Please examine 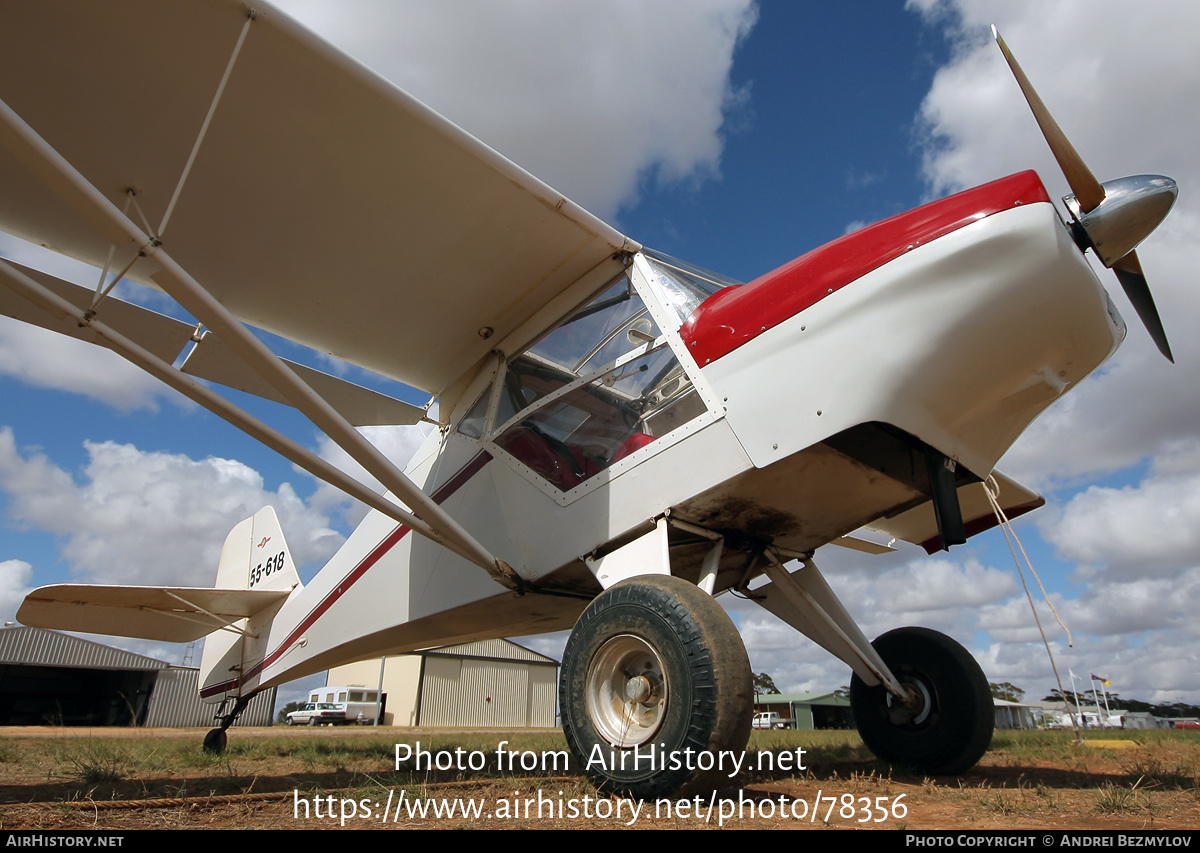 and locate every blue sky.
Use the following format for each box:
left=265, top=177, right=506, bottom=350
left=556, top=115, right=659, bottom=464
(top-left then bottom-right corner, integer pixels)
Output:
left=2, top=0, right=1198, bottom=710
left=624, top=3, right=950, bottom=274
